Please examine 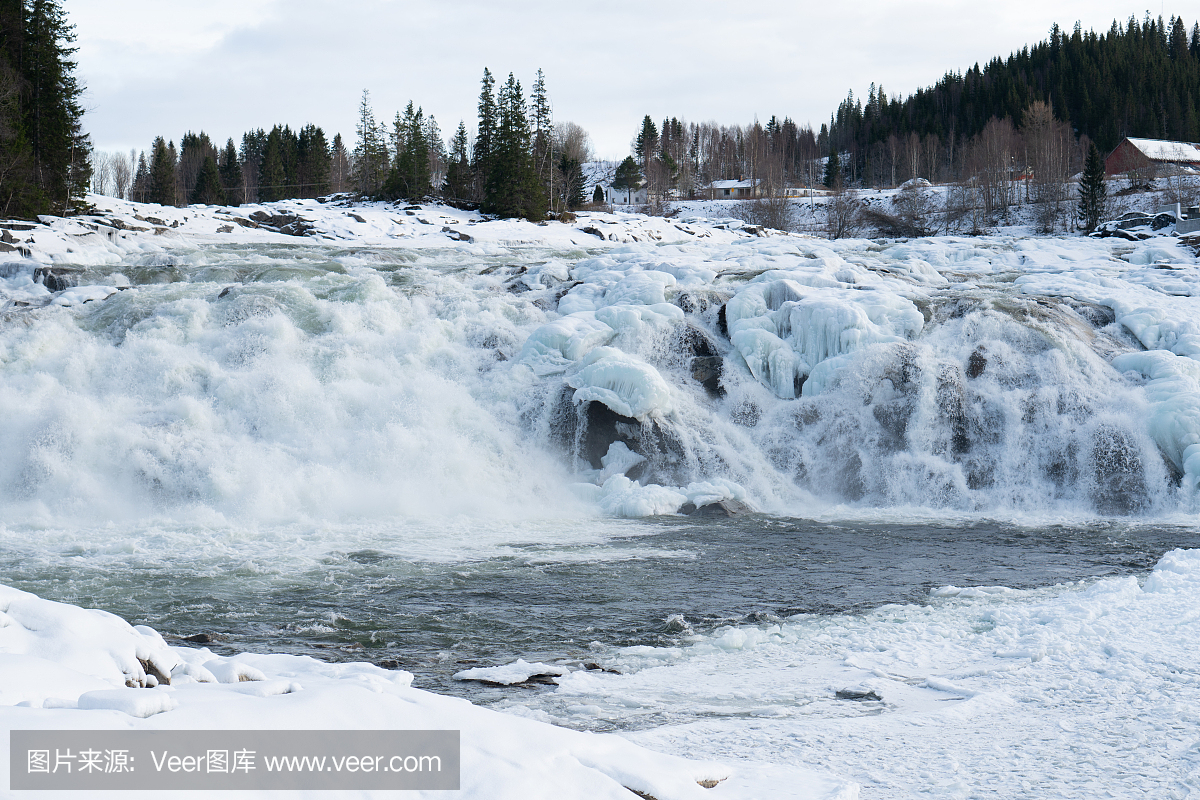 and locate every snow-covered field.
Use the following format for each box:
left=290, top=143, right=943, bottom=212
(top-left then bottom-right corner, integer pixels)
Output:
left=2, top=193, right=1200, bottom=797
